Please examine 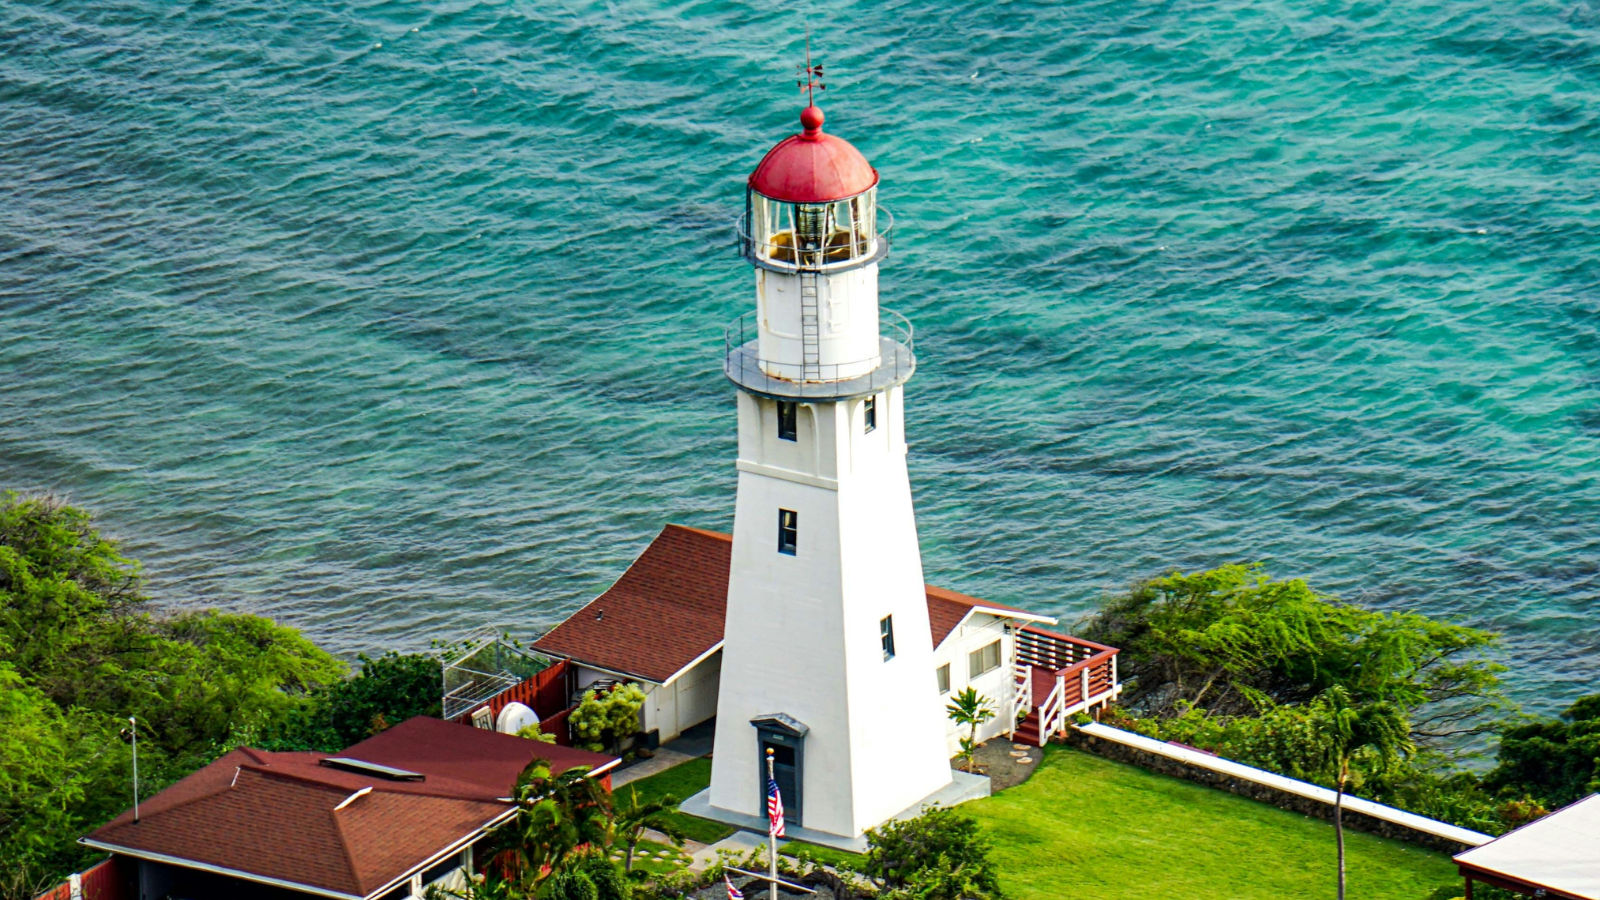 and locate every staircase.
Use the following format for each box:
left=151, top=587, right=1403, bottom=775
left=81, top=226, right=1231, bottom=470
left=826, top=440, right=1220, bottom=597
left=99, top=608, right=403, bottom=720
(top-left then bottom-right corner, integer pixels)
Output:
left=1014, top=709, right=1043, bottom=747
